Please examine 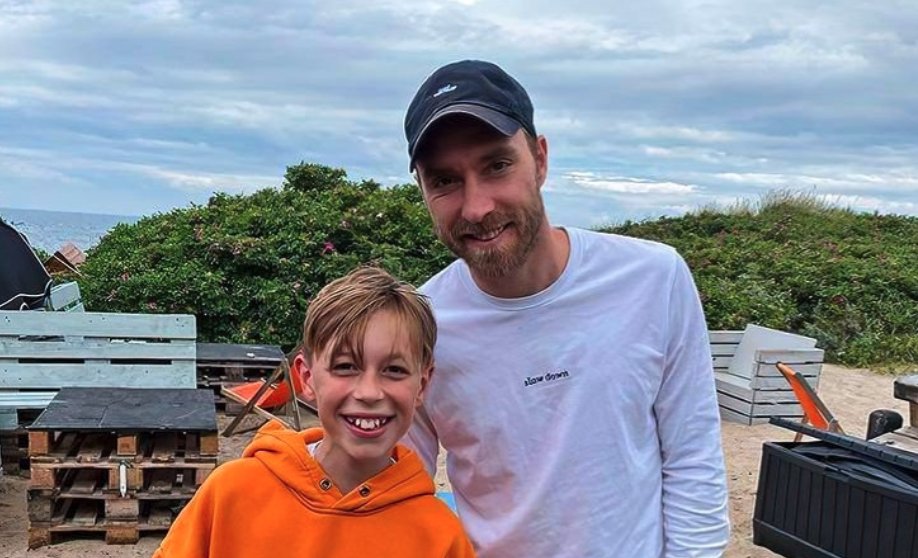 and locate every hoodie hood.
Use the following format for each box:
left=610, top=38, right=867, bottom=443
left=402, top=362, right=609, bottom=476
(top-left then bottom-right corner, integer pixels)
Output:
left=241, top=420, right=434, bottom=513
